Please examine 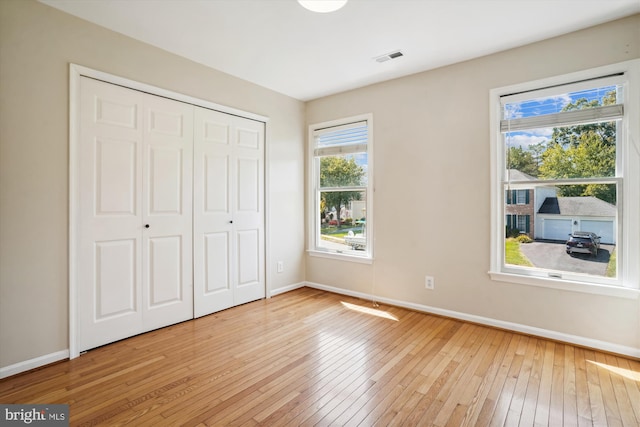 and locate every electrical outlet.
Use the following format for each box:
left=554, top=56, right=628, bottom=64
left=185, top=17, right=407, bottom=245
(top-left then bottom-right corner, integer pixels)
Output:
left=425, top=276, right=435, bottom=290
left=277, top=261, right=284, bottom=273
